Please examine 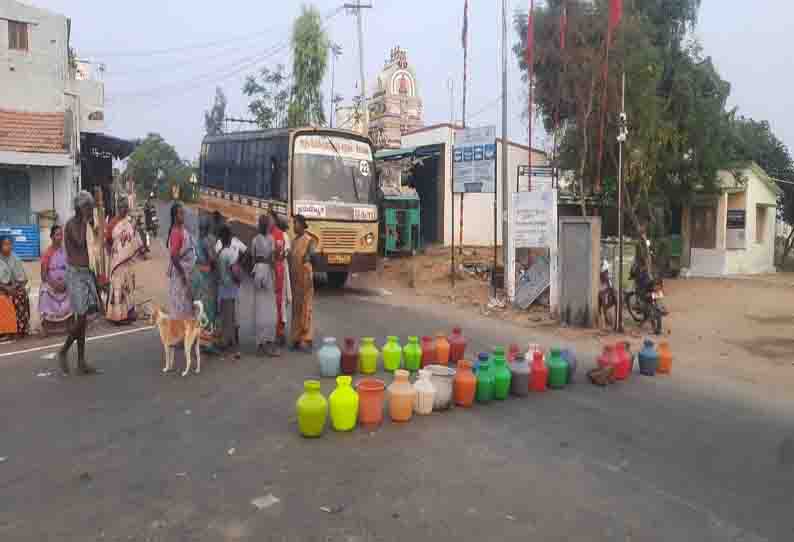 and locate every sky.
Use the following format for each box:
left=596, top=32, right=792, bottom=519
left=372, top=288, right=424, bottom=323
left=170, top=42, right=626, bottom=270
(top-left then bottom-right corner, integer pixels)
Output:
left=26, top=0, right=794, bottom=161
